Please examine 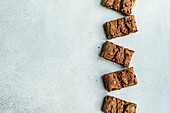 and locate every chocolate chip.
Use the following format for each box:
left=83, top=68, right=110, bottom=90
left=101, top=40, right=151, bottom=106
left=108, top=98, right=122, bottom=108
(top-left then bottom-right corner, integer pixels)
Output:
left=112, top=88, right=116, bottom=90
left=126, top=54, right=130, bottom=58
left=106, top=96, right=109, bottom=99
left=126, top=70, right=130, bottom=73
left=133, top=79, right=136, bottom=83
